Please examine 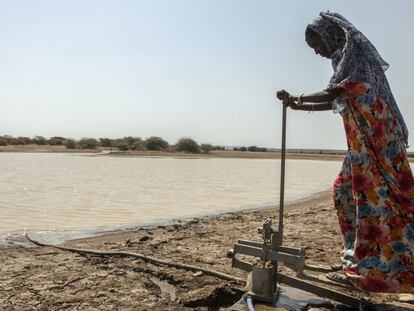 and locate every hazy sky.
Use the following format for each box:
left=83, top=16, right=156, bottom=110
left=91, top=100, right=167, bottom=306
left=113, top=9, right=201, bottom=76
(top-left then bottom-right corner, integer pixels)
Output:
left=1, top=0, right=413, bottom=150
